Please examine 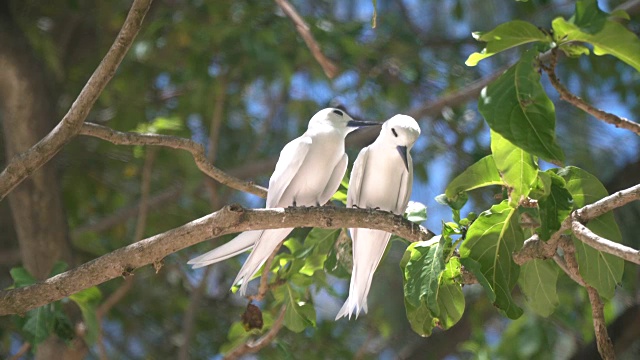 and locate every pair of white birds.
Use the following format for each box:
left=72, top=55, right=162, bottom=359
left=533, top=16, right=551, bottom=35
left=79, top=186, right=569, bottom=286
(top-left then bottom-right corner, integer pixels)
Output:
left=188, top=108, right=421, bottom=320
